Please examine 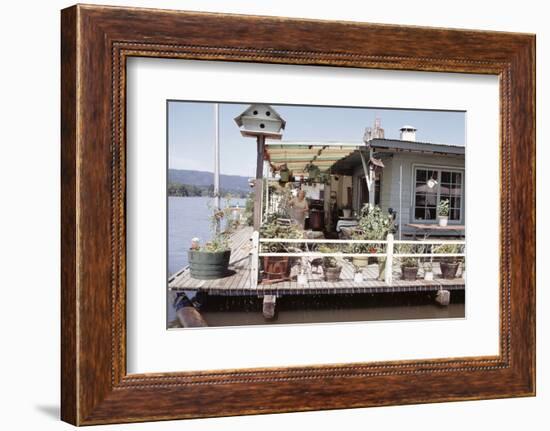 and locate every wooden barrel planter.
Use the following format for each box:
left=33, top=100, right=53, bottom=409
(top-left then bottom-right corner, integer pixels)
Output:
left=401, top=265, right=418, bottom=281
left=188, top=250, right=231, bottom=280
left=262, top=256, right=290, bottom=283
left=440, top=262, right=460, bottom=279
